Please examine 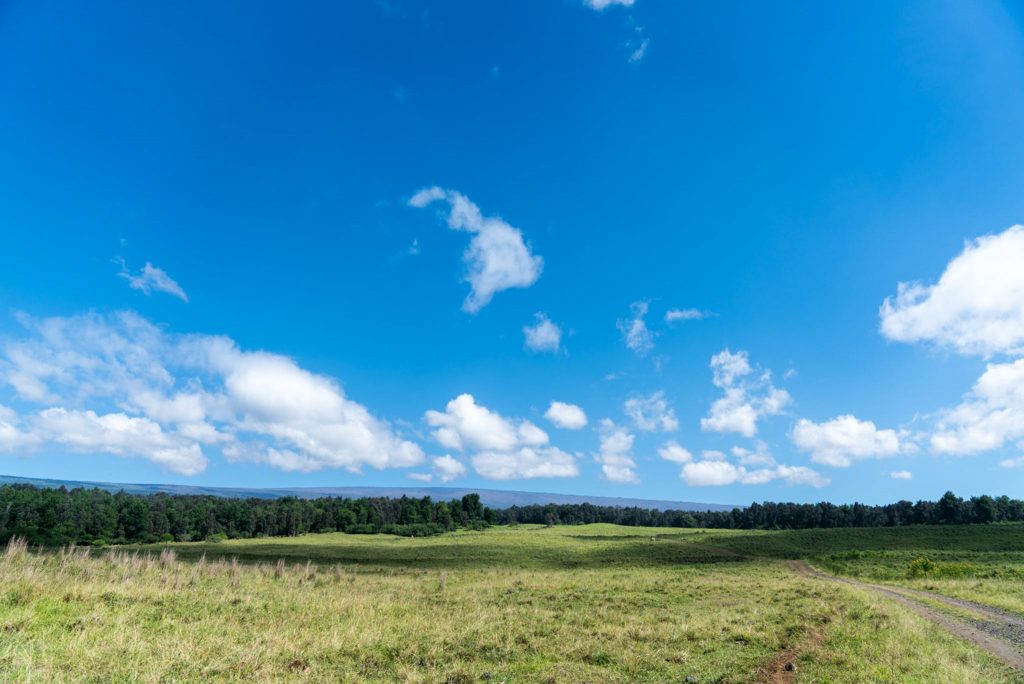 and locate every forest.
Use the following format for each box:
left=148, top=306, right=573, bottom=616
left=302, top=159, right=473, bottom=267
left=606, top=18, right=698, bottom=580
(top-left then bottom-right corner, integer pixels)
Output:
left=0, top=484, right=492, bottom=545
left=494, top=491, right=1024, bottom=529
left=1, top=484, right=1021, bottom=546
